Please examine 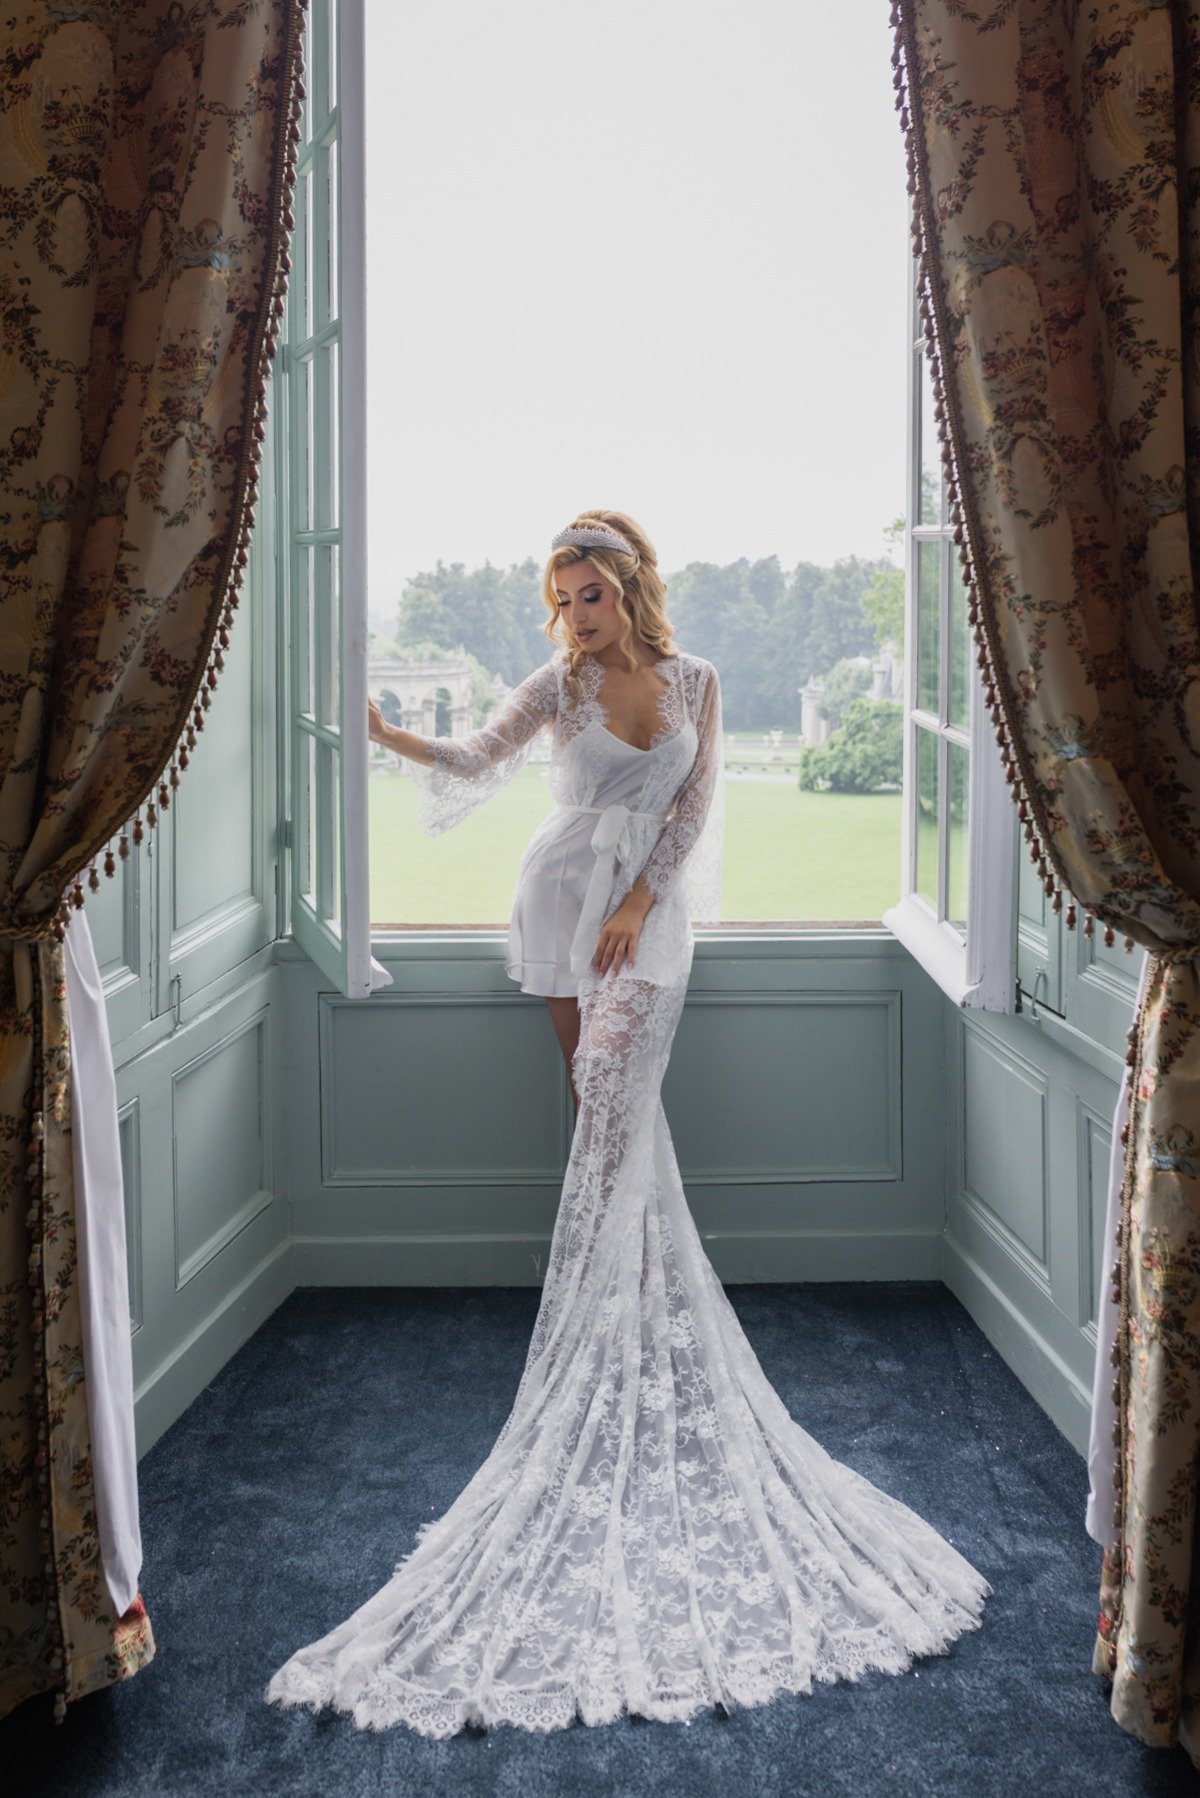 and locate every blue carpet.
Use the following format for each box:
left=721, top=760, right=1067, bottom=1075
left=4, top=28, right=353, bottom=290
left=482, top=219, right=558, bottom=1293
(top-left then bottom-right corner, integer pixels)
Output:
left=6, top=1283, right=1196, bottom=1796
